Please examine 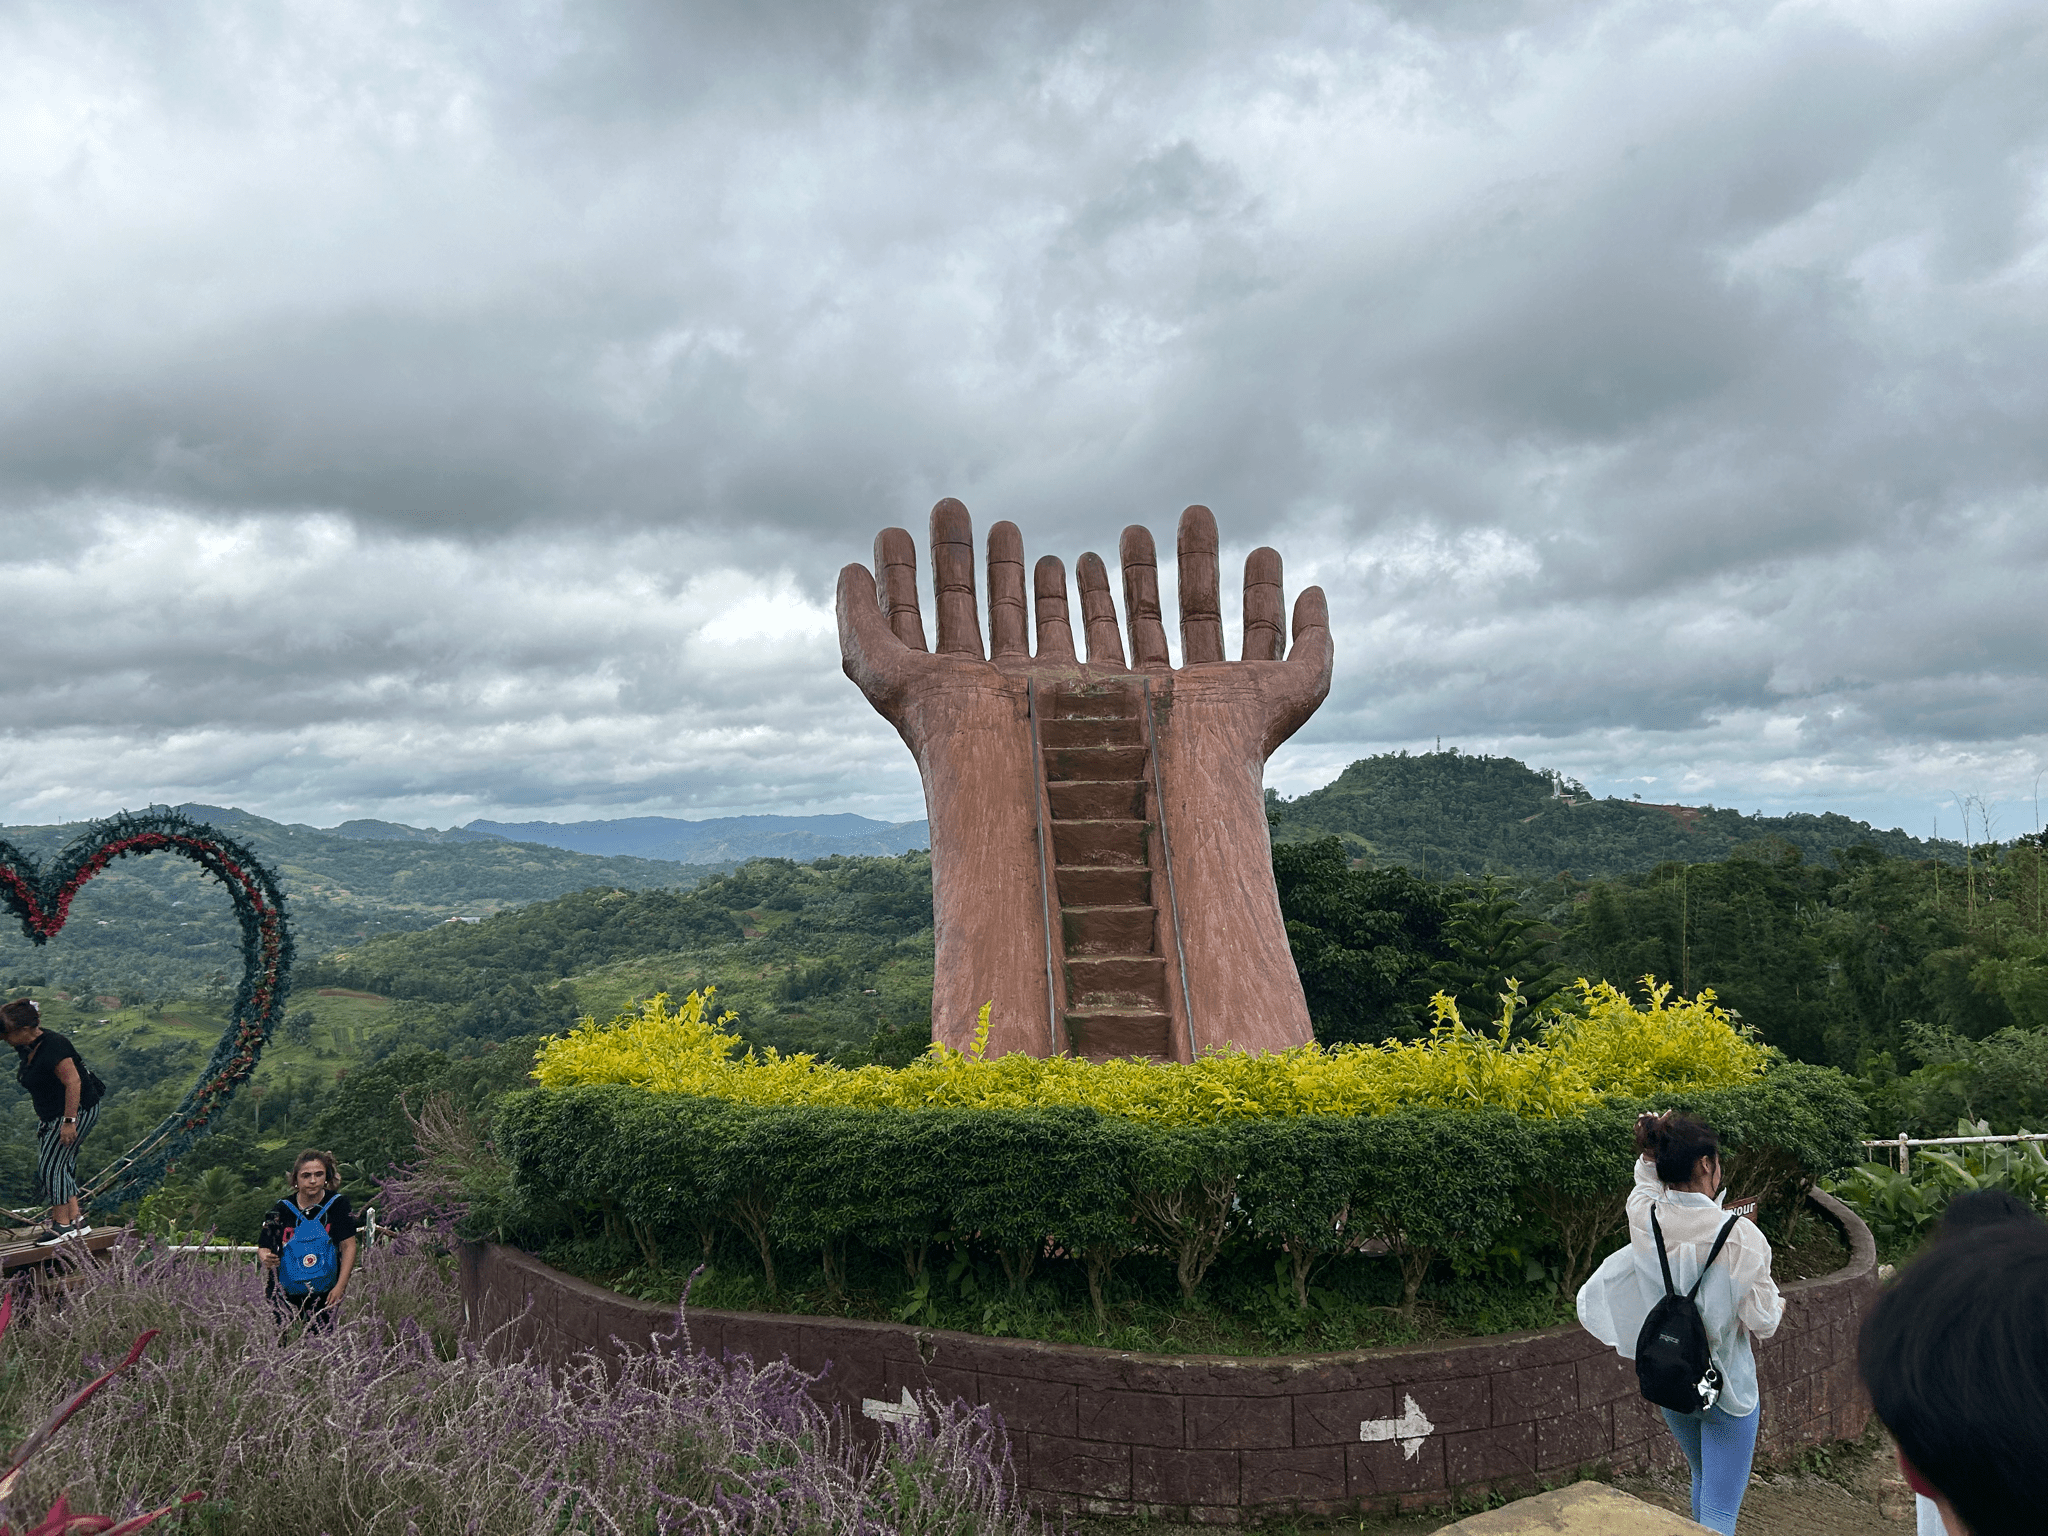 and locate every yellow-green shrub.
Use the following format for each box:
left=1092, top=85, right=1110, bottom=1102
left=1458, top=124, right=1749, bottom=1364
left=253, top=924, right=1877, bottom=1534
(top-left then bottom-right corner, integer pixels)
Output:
left=530, top=977, right=1767, bottom=1122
